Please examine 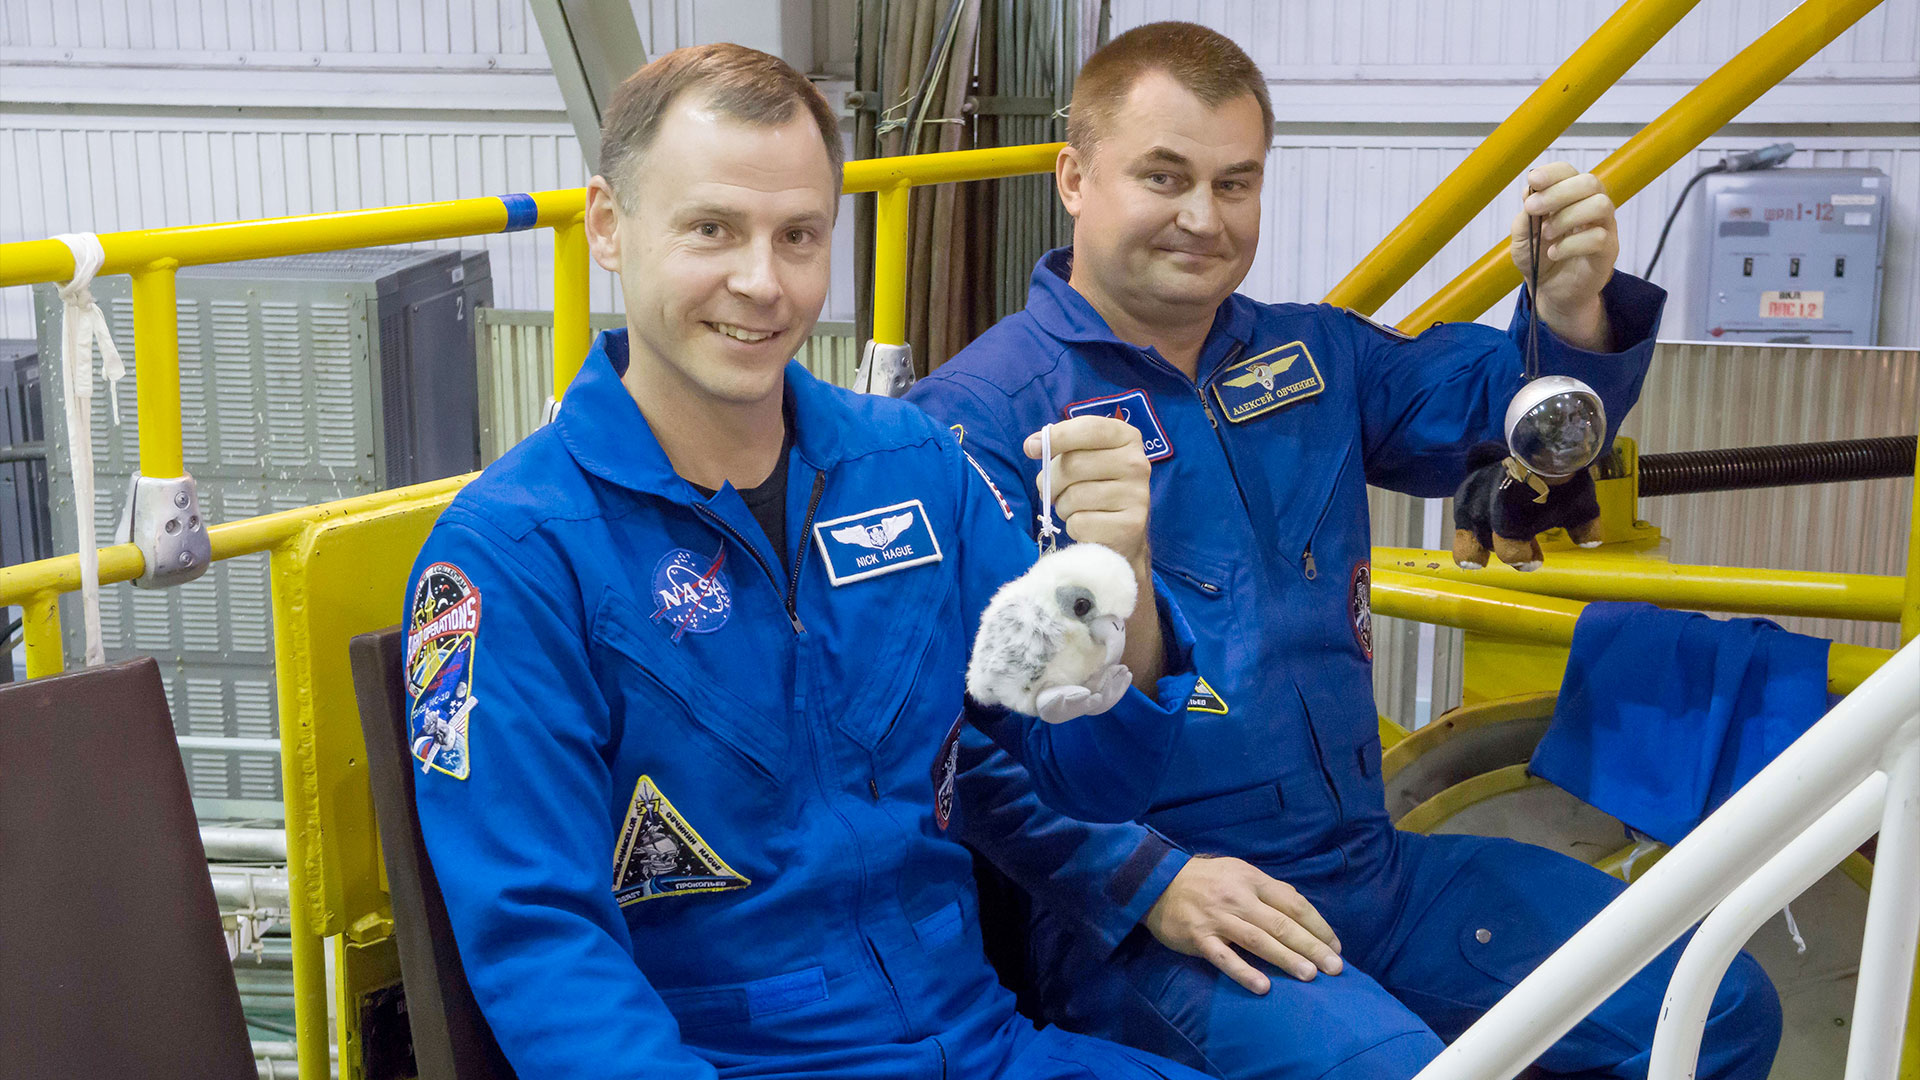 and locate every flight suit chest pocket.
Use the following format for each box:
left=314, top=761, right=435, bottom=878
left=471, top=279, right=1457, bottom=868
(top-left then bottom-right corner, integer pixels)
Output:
left=833, top=570, right=958, bottom=752
left=591, top=591, right=788, bottom=783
